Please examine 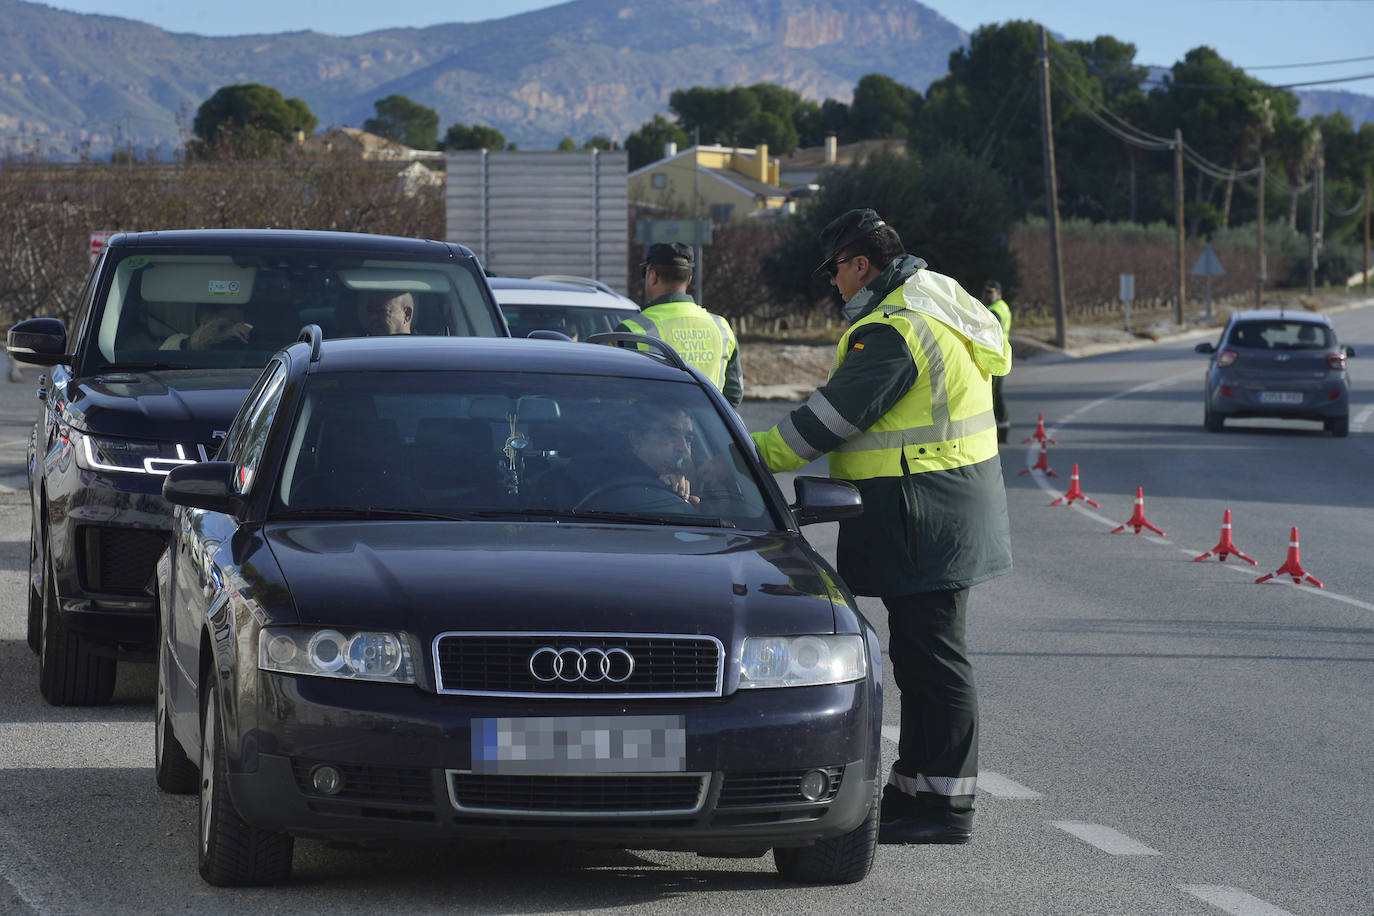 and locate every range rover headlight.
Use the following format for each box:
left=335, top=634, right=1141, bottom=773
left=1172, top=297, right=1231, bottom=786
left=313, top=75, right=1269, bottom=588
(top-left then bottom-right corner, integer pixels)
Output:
left=738, top=634, right=866, bottom=688
left=74, top=430, right=199, bottom=476
left=259, top=627, right=415, bottom=684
